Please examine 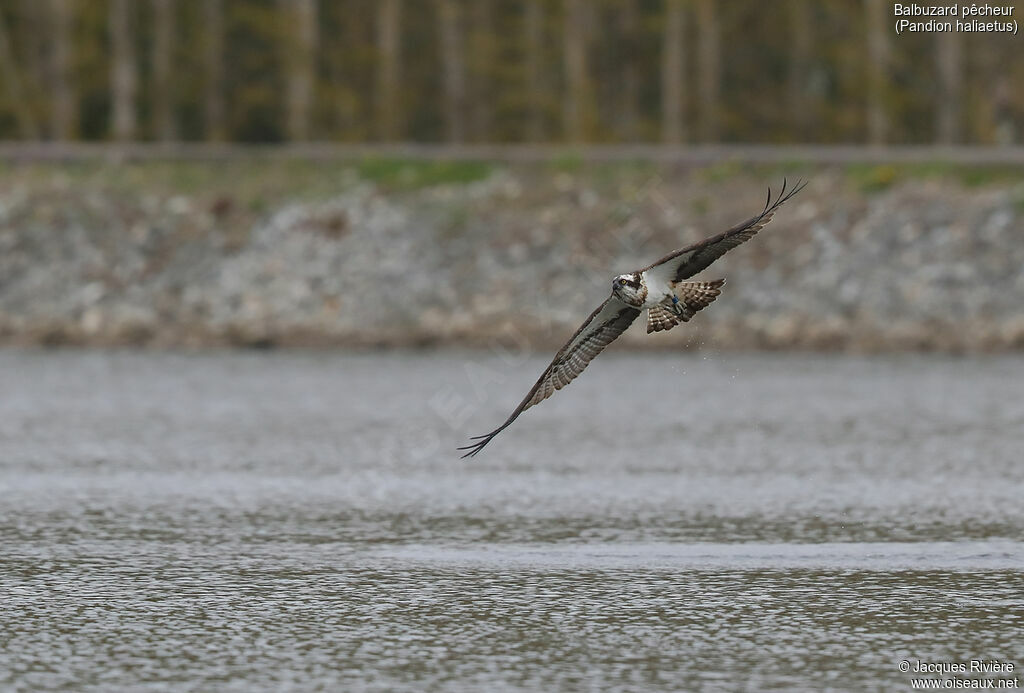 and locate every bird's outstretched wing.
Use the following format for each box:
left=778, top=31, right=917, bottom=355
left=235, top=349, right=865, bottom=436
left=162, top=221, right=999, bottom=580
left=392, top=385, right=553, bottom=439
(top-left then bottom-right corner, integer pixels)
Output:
left=459, top=296, right=640, bottom=458
left=642, top=178, right=807, bottom=286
